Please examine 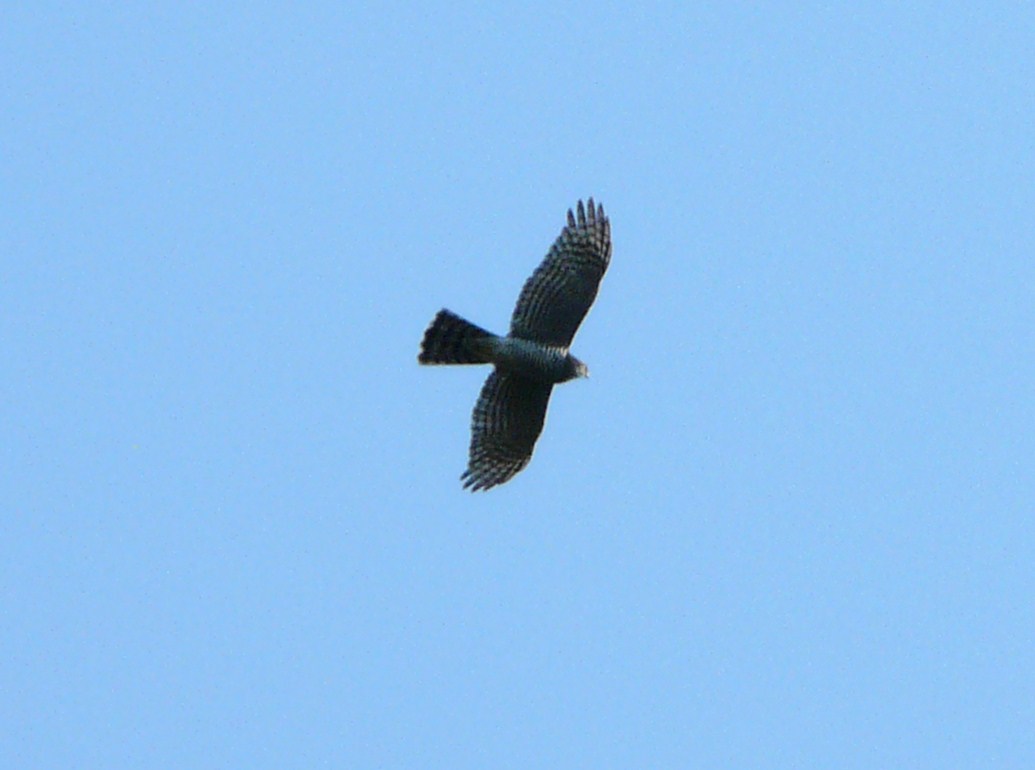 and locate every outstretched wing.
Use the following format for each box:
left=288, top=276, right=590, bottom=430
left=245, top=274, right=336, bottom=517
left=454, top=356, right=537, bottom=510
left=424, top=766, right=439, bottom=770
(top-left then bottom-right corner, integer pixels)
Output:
left=509, top=198, right=612, bottom=347
left=462, top=371, right=554, bottom=491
